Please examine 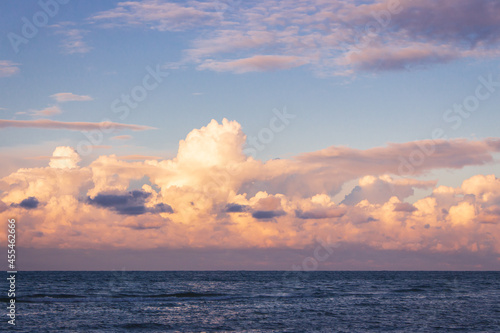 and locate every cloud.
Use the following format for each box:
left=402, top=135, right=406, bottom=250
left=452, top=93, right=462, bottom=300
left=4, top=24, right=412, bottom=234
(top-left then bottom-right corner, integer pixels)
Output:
left=59, top=29, right=92, bottom=54
left=295, top=206, right=346, bottom=219
left=341, top=176, right=436, bottom=205
left=51, top=22, right=92, bottom=54
left=90, top=0, right=500, bottom=75
left=1, top=120, right=500, bottom=263
left=51, top=93, right=93, bottom=102
left=150, top=202, right=174, bottom=214
left=0, top=60, right=20, bottom=77
left=89, top=0, right=220, bottom=31
left=17, top=197, right=39, bottom=209
left=345, top=44, right=457, bottom=71
left=251, top=210, right=286, bottom=220
left=0, top=119, right=156, bottom=131
left=296, top=138, right=500, bottom=179
left=393, top=202, right=417, bottom=213
left=118, top=155, right=162, bottom=160
left=87, top=190, right=173, bottom=216
left=225, top=203, right=248, bottom=213
left=198, top=55, right=307, bottom=73
left=49, top=146, right=81, bottom=169
left=111, top=135, right=132, bottom=141
left=380, top=0, right=500, bottom=47
left=29, top=105, right=62, bottom=117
